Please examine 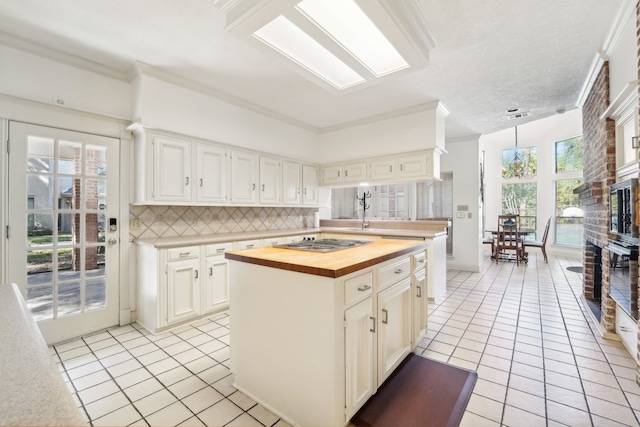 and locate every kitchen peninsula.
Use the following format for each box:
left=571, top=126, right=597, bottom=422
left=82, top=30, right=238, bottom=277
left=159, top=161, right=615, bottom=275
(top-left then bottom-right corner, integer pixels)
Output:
left=226, top=238, right=430, bottom=427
